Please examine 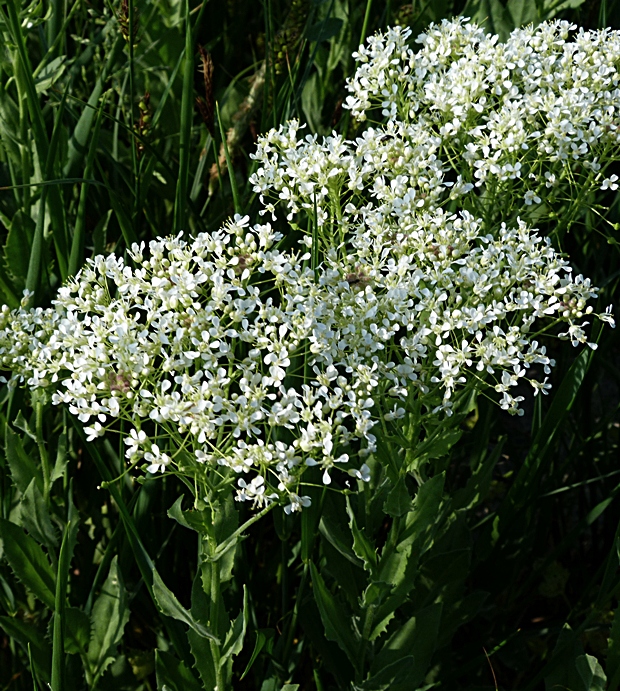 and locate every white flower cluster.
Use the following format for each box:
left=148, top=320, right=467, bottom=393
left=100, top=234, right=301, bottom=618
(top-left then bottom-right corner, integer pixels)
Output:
left=344, top=18, right=620, bottom=214
left=0, top=19, right=616, bottom=512
left=252, top=19, right=620, bottom=237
